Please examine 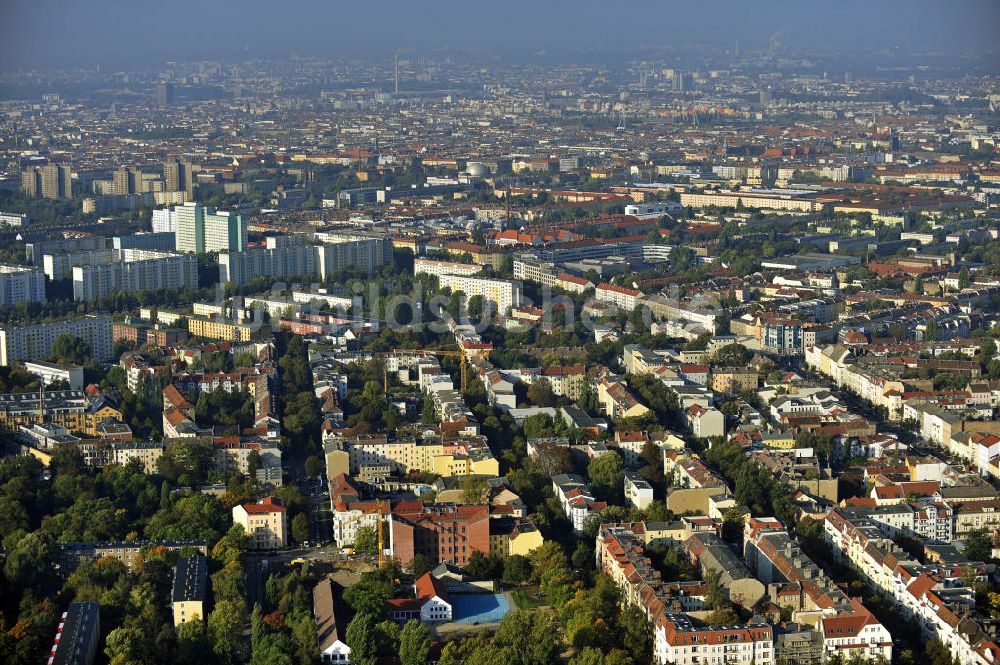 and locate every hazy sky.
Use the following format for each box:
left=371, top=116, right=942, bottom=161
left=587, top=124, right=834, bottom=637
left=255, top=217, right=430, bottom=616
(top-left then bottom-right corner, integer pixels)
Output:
left=1, top=0, right=998, bottom=71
